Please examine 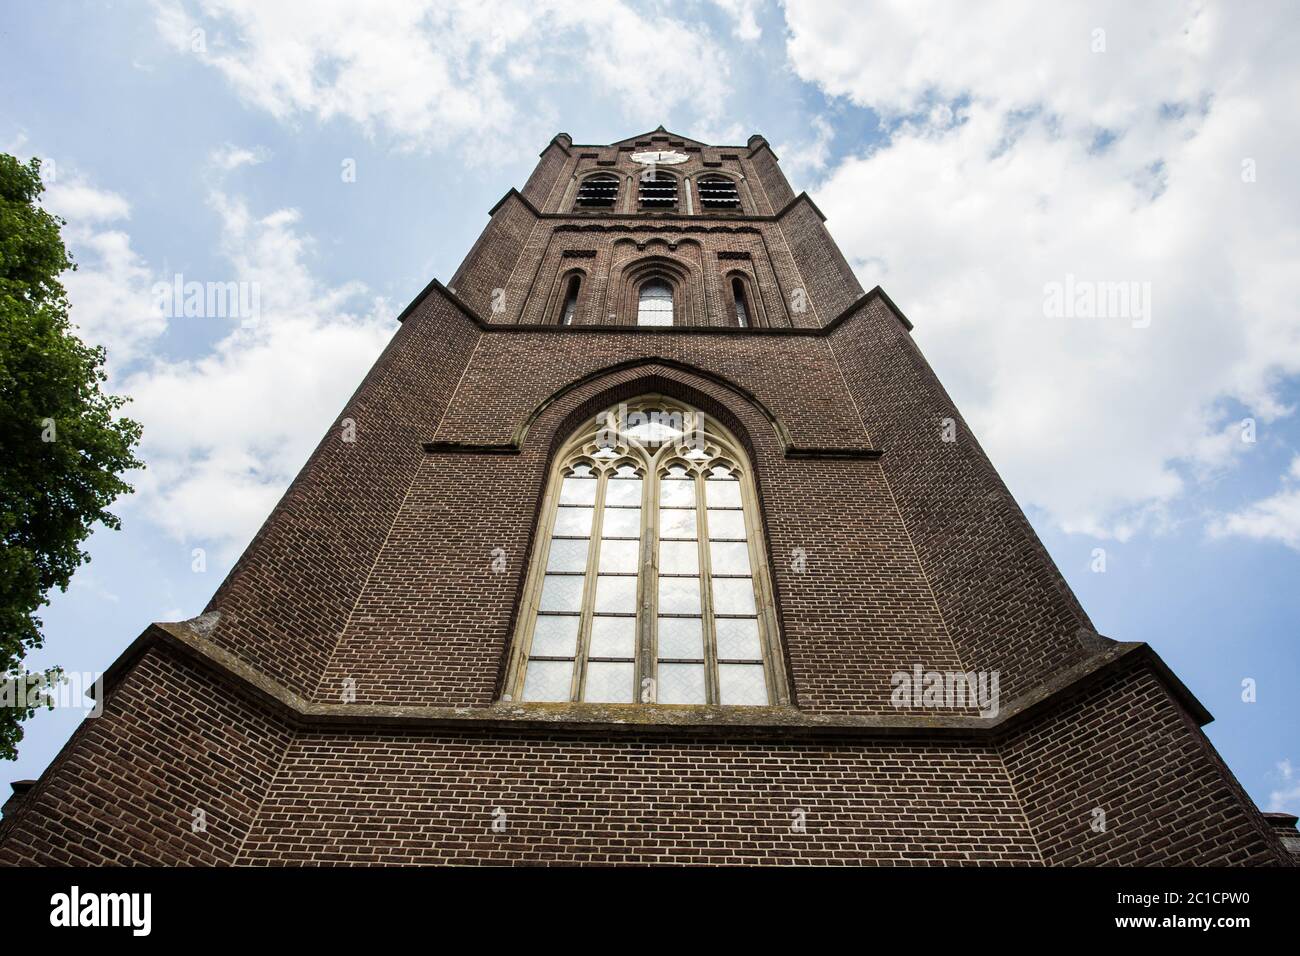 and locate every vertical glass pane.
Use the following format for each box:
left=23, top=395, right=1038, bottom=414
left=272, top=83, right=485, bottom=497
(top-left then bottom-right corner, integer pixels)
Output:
left=711, top=577, right=757, bottom=615
left=540, top=574, right=584, bottom=612
left=529, top=615, right=579, bottom=657
left=657, top=663, right=706, bottom=704
left=706, top=480, right=743, bottom=509
left=706, top=509, right=746, bottom=540
left=659, top=508, right=697, bottom=539
left=560, top=477, right=597, bottom=505
left=734, top=282, right=750, bottom=328
left=718, top=664, right=768, bottom=706
left=584, top=662, right=635, bottom=703
left=659, top=539, right=699, bottom=574
left=604, top=478, right=643, bottom=507
left=522, top=660, right=574, bottom=702
left=657, top=617, right=703, bottom=660
left=553, top=507, right=594, bottom=536
left=715, top=618, right=762, bottom=660
left=601, top=508, right=642, bottom=538
left=594, top=575, right=637, bottom=613
left=638, top=279, right=674, bottom=326
left=708, top=540, right=751, bottom=575
left=547, top=537, right=589, bottom=573
left=598, top=538, right=640, bottom=573
left=659, top=479, right=695, bottom=507
left=589, top=616, right=636, bottom=658
left=658, top=576, right=701, bottom=615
